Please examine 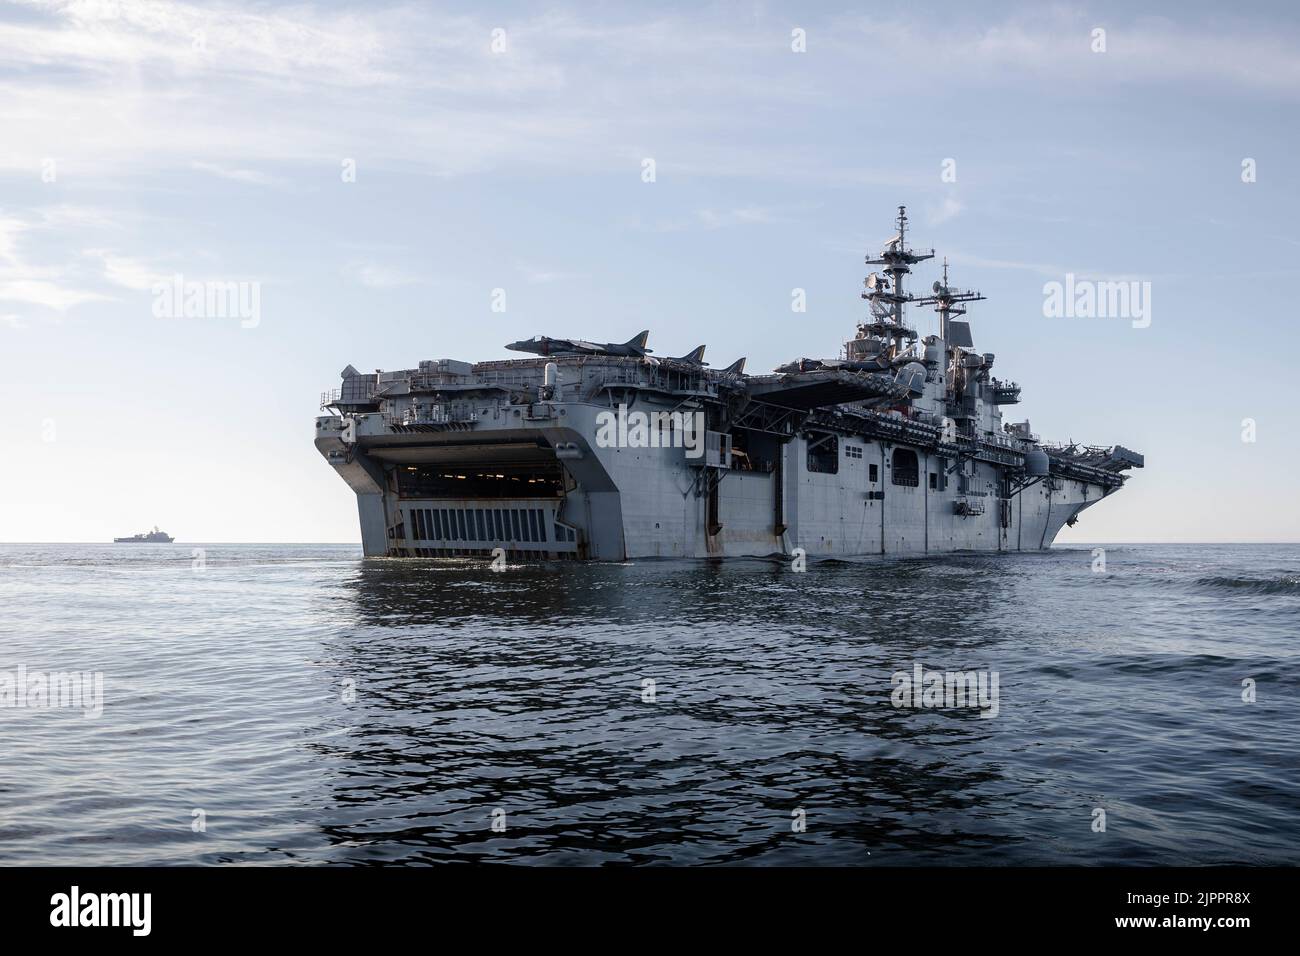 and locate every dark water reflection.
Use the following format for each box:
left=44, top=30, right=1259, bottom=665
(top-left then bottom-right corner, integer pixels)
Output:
left=1, top=544, right=1296, bottom=864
